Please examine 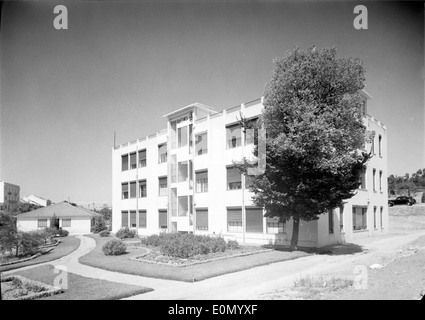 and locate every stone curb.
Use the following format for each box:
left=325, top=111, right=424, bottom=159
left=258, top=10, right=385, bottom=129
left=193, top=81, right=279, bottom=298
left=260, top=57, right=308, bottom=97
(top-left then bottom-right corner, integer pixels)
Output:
left=1, top=275, right=63, bottom=300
